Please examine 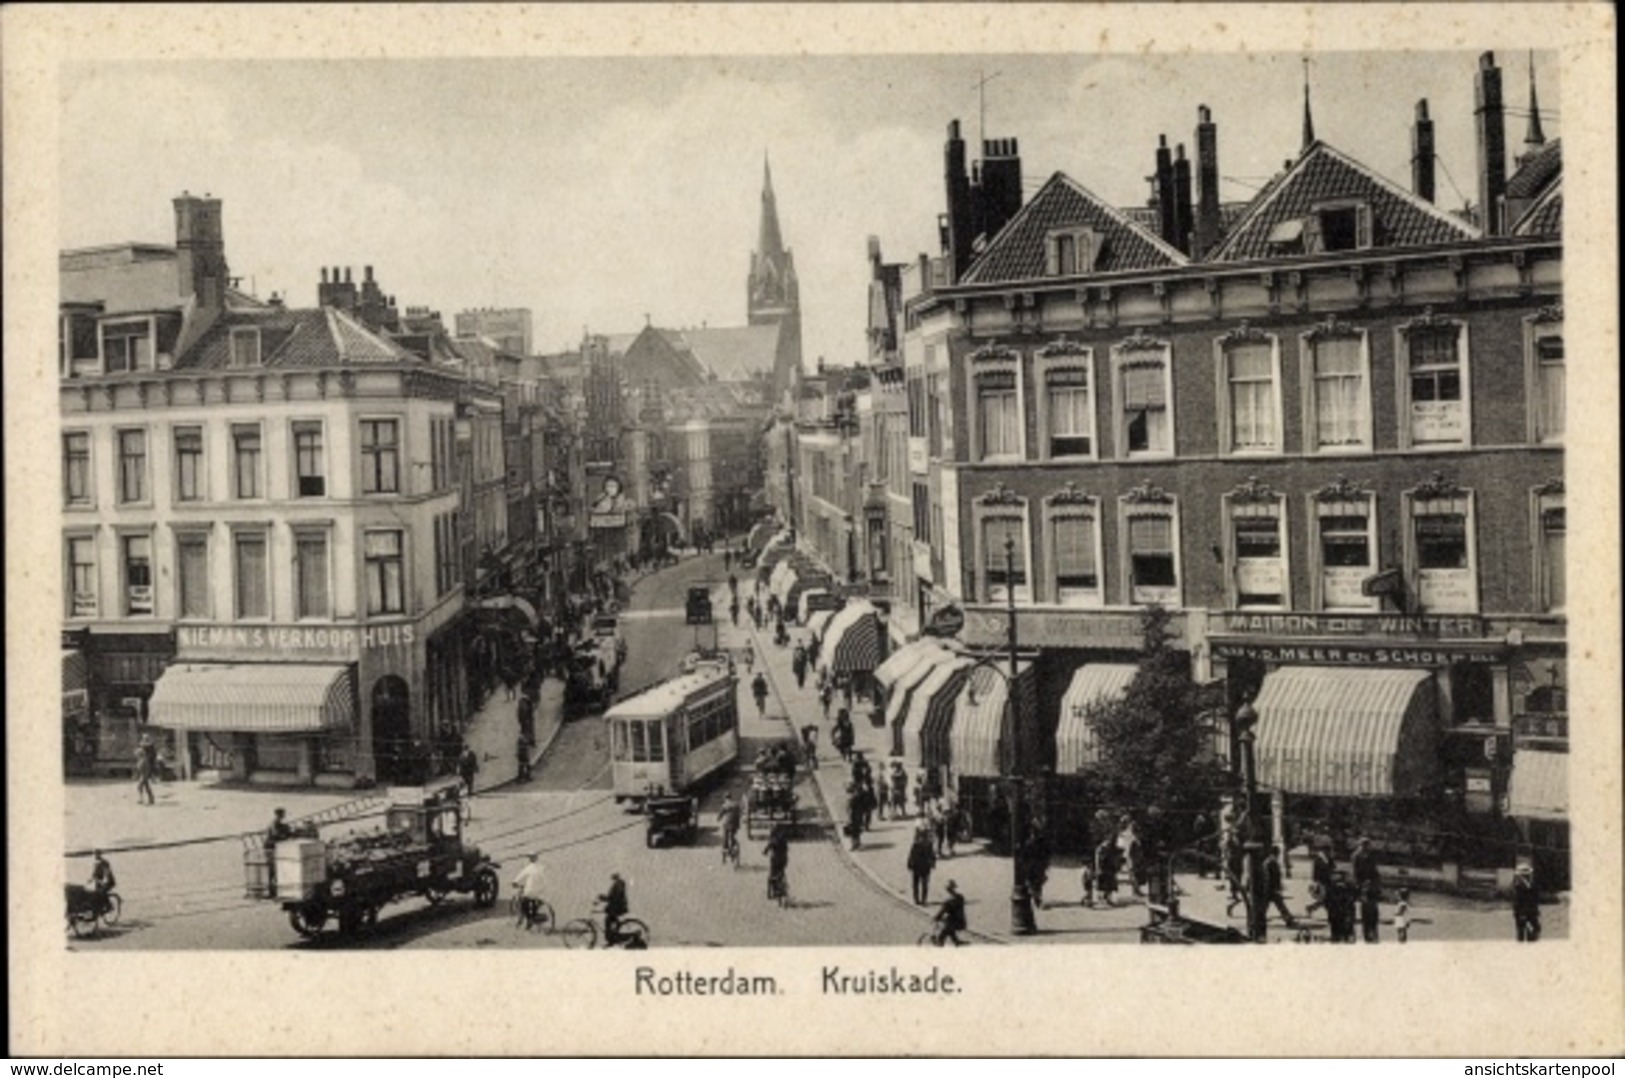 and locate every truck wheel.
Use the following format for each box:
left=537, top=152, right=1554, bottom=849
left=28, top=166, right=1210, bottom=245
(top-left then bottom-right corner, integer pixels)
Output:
left=338, top=904, right=365, bottom=937
left=473, top=866, right=500, bottom=908
left=289, top=905, right=325, bottom=938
